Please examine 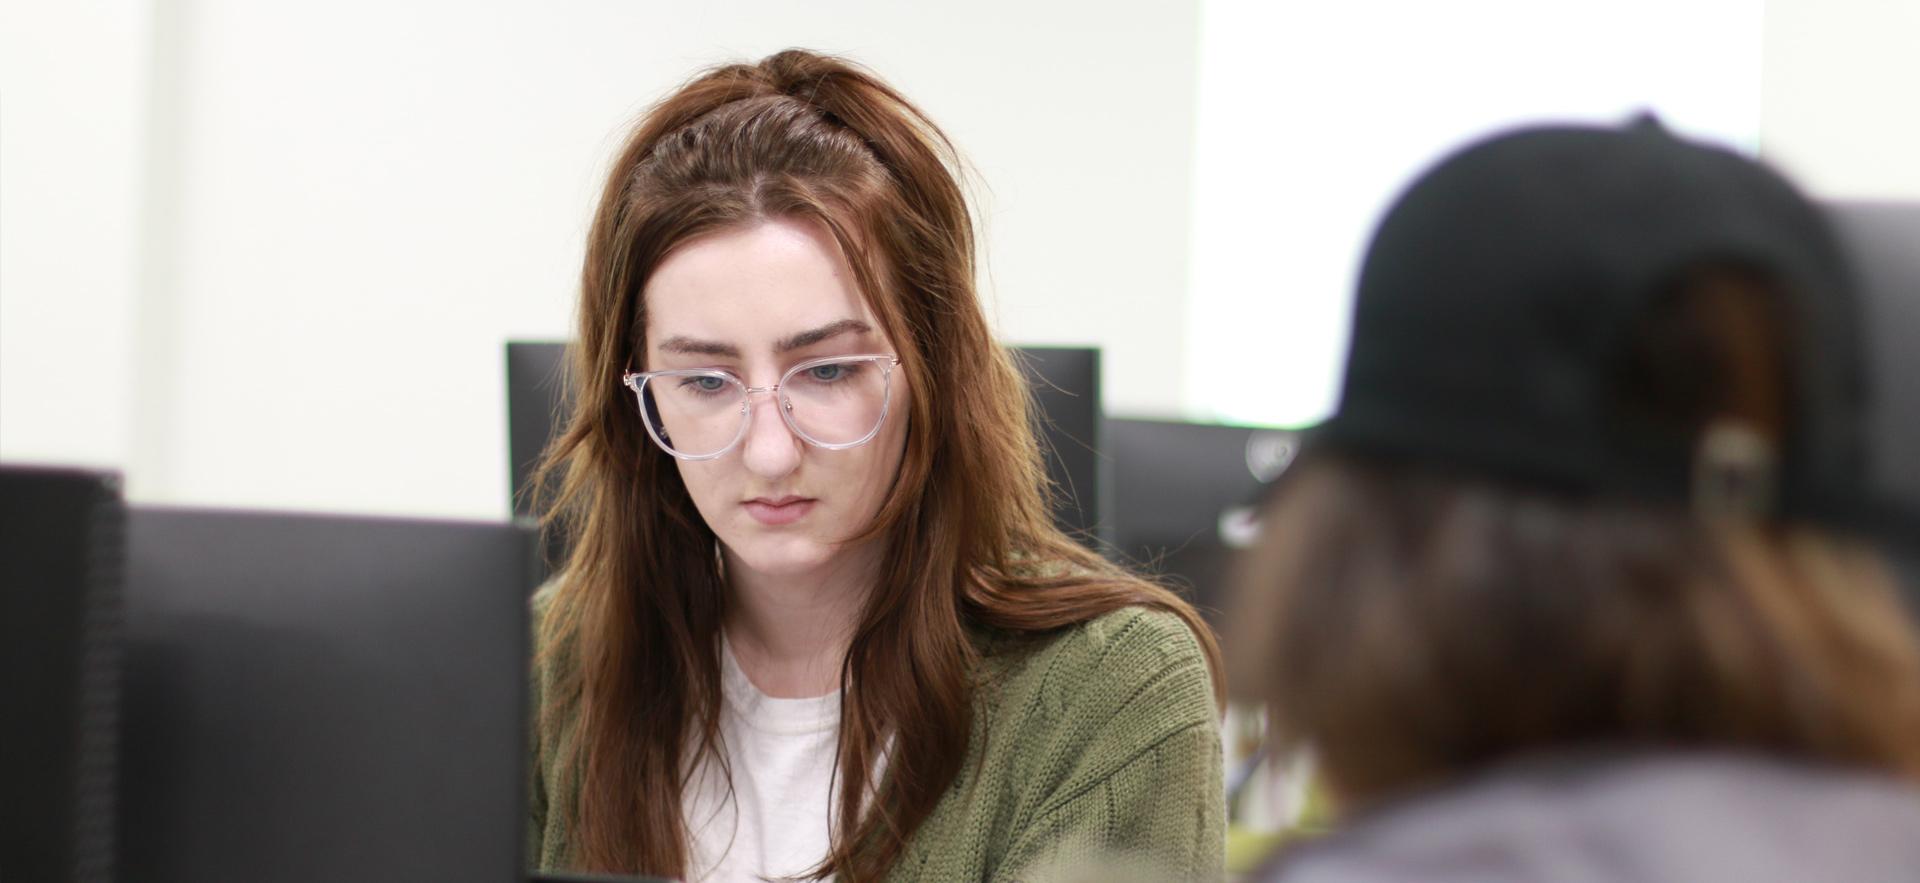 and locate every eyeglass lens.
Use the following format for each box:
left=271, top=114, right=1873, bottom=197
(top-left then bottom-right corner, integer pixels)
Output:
left=640, top=357, right=891, bottom=457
